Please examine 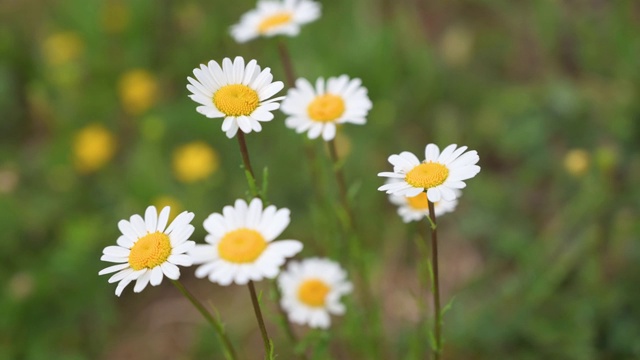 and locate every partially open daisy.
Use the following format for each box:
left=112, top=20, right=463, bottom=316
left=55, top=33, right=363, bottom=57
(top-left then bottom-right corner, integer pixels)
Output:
left=99, top=206, right=195, bottom=296
left=388, top=185, right=460, bottom=223
left=187, top=56, right=284, bottom=138
left=278, top=257, right=352, bottom=329
left=189, top=198, right=303, bottom=285
left=378, top=144, right=480, bottom=202
left=230, top=0, right=321, bottom=43
left=281, top=76, right=372, bottom=141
